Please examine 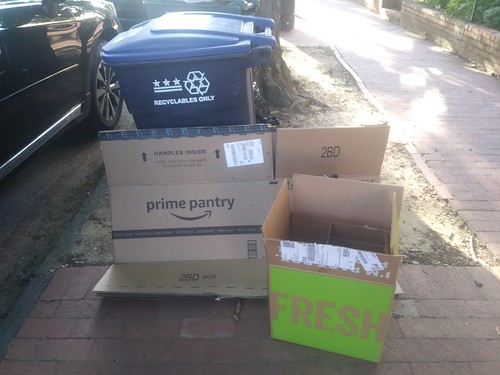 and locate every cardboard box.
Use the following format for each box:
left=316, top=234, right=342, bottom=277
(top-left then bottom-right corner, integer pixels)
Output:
left=109, top=179, right=281, bottom=263
left=93, top=259, right=269, bottom=298
left=275, top=125, right=389, bottom=182
left=100, top=124, right=389, bottom=187
left=99, top=124, right=275, bottom=186
left=96, top=125, right=392, bottom=298
left=262, top=174, right=404, bottom=362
